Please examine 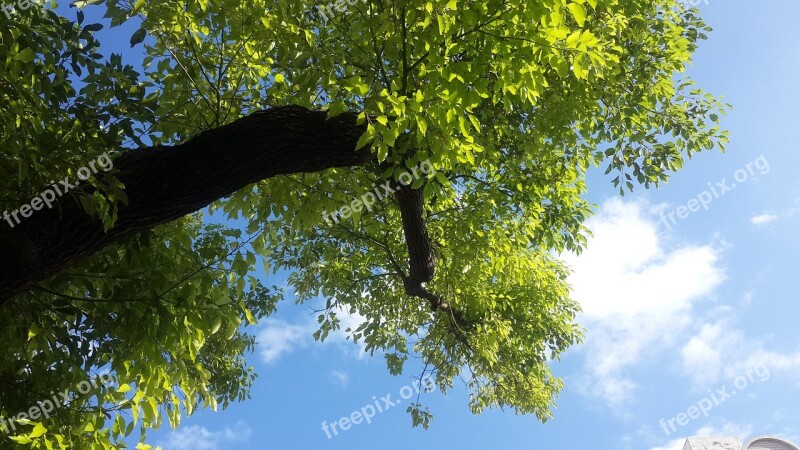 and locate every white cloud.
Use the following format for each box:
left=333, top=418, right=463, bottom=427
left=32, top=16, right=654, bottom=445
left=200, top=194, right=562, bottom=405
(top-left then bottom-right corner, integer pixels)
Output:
left=157, top=422, right=252, bottom=450
left=698, top=420, right=754, bottom=438
left=563, top=199, right=725, bottom=407
left=257, top=319, right=311, bottom=363
left=750, top=213, right=778, bottom=226
left=567, top=199, right=800, bottom=440
left=730, top=348, right=800, bottom=379
left=334, top=307, right=370, bottom=359
left=330, top=369, right=349, bottom=386
left=331, top=306, right=367, bottom=343
left=750, top=200, right=800, bottom=226
left=565, top=199, right=724, bottom=319
left=679, top=311, right=800, bottom=388
left=255, top=306, right=368, bottom=364
left=570, top=198, right=800, bottom=410
left=680, top=321, right=739, bottom=387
